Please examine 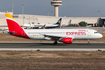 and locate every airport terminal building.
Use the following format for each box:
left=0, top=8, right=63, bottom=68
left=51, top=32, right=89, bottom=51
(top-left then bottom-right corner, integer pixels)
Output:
left=0, top=12, right=105, bottom=27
